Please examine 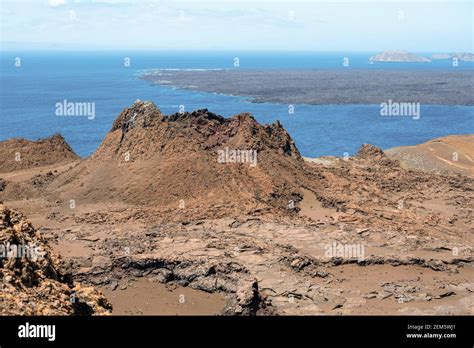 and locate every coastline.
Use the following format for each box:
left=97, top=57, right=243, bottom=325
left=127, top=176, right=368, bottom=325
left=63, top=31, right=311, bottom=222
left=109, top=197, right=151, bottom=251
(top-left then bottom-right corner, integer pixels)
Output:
left=140, top=69, right=474, bottom=105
